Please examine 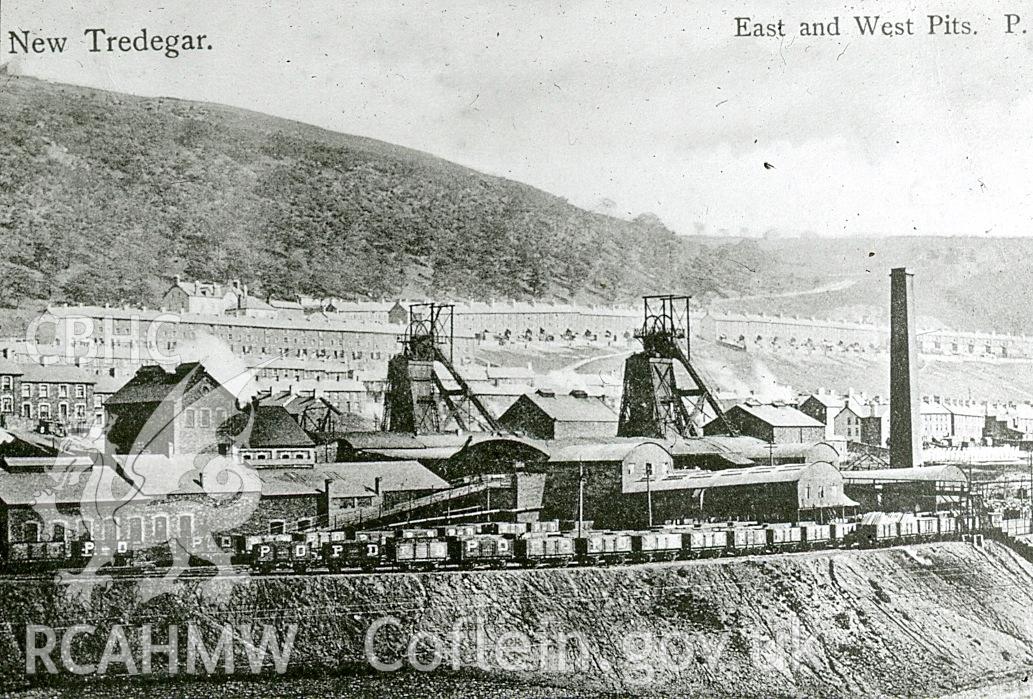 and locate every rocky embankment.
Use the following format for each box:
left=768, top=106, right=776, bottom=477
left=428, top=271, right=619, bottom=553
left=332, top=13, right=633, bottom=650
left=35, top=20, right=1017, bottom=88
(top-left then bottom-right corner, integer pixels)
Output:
left=2, top=541, right=1033, bottom=697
